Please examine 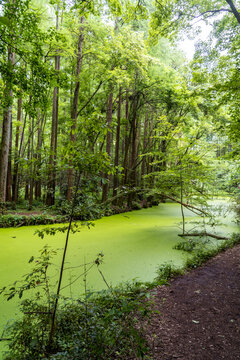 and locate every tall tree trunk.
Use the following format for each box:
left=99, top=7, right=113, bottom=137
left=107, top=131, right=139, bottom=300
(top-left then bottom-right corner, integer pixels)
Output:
left=25, top=131, right=30, bottom=201
left=225, top=0, right=240, bottom=23
left=141, top=107, right=149, bottom=186
left=35, top=113, right=45, bottom=200
left=29, top=116, right=34, bottom=209
left=128, top=94, right=139, bottom=207
left=6, top=120, right=12, bottom=202
left=147, top=112, right=154, bottom=177
left=0, top=47, right=14, bottom=203
left=112, top=87, right=121, bottom=203
left=12, top=97, right=22, bottom=203
left=67, top=17, right=84, bottom=202
left=46, top=7, right=61, bottom=206
left=102, top=91, right=113, bottom=202
left=123, top=91, right=131, bottom=186
left=135, top=118, right=141, bottom=187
